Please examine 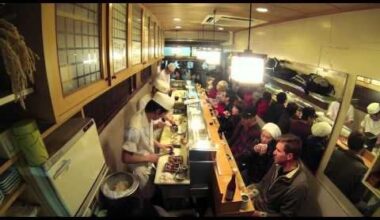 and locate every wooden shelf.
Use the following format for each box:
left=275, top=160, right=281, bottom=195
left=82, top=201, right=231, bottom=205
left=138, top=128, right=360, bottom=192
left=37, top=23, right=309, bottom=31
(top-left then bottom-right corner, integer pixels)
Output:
left=0, top=183, right=27, bottom=216
left=0, top=88, right=34, bottom=107
left=0, top=154, right=20, bottom=175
